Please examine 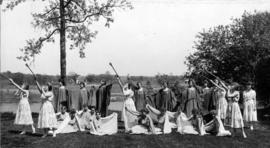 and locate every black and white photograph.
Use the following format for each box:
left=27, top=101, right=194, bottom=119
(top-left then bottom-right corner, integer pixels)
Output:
left=0, top=0, right=270, bottom=147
